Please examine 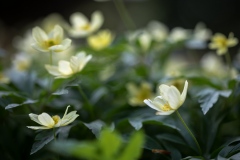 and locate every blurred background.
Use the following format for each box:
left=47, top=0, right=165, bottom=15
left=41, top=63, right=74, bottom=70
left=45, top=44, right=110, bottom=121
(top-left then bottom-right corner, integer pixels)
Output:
left=0, top=0, right=240, bottom=53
